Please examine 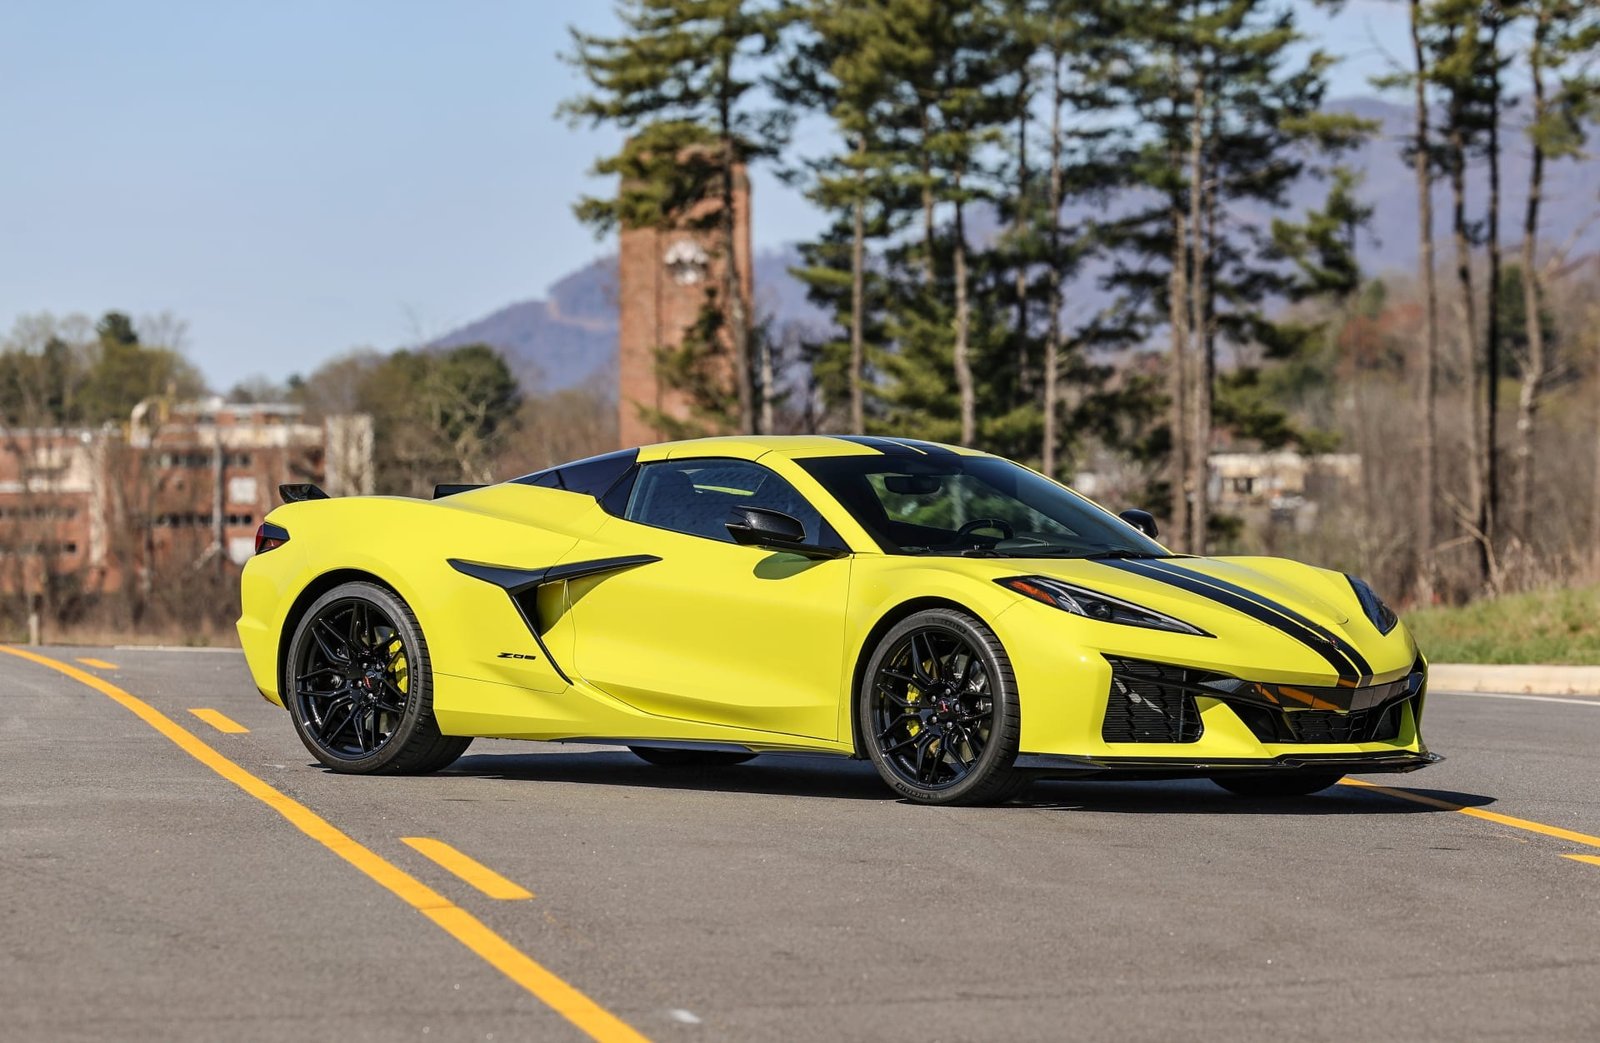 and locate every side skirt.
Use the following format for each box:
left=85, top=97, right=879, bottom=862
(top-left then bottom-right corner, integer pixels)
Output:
left=552, top=738, right=855, bottom=758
